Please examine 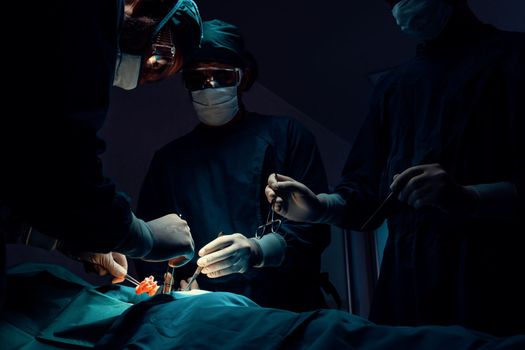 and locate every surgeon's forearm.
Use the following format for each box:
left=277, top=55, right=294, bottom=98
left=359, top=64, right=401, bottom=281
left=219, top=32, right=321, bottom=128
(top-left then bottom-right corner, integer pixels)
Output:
left=466, top=182, right=519, bottom=221
left=17, top=226, right=60, bottom=250
left=250, top=233, right=287, bottom=268
left=314, top=193, right=347, bottom=226
left=113, top=213, right=154, bottom=258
